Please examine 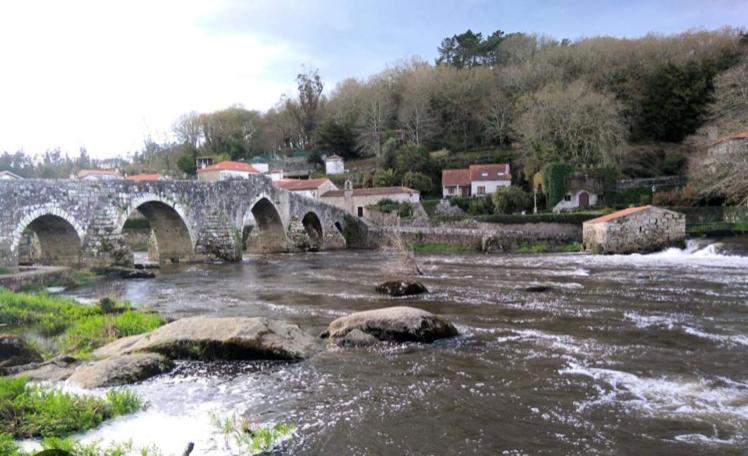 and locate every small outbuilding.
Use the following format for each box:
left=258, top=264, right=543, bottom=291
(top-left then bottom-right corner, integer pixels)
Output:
left=583, top=205, right=685, bottom=254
